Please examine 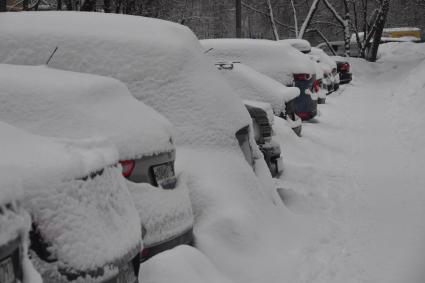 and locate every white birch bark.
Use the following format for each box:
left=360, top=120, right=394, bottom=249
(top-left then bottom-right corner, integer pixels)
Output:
left=266, top=0, right=279, bottom=40
left=298, top=0, right=320, bottom=39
